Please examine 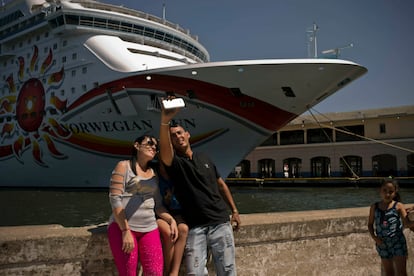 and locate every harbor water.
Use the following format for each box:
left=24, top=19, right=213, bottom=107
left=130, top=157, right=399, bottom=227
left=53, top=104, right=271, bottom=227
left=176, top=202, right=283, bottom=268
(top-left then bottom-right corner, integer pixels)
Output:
left=2, top=186, right=414, bottom=227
